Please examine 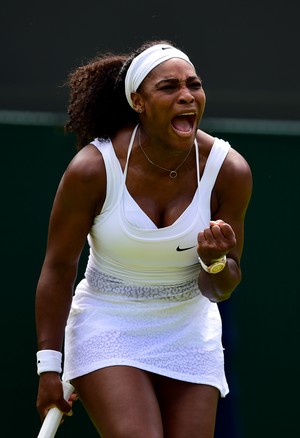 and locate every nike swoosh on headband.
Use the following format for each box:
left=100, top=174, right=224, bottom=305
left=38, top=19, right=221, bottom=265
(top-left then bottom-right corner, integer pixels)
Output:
left=176, top=245, right=197, bottom=252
